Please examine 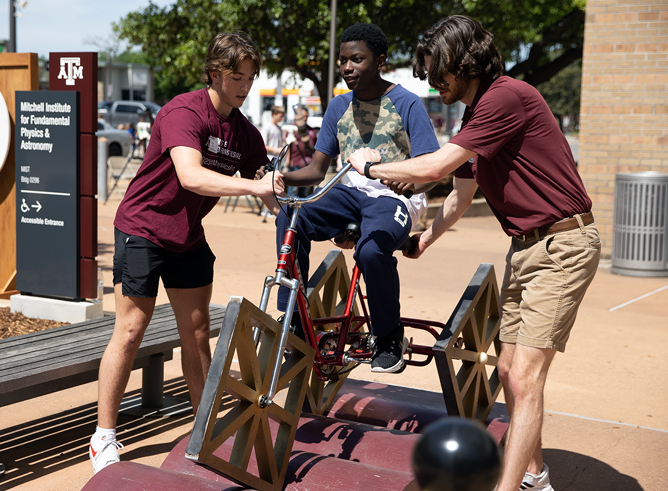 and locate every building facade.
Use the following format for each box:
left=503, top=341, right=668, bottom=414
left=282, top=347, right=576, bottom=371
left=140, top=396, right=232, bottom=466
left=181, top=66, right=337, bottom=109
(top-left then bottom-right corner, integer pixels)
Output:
left=97, top=61, right=155, bottom=103
left=579, top=0, right=668, bottom=256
